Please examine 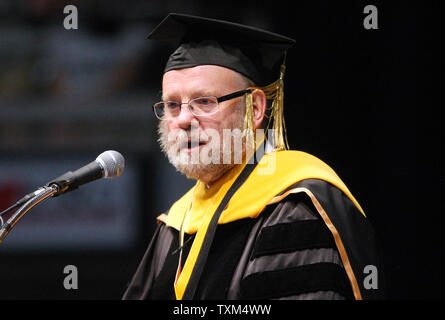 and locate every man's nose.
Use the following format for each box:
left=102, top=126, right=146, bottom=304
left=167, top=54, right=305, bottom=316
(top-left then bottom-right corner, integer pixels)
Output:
left=174, top=103, right=198, bottom=130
